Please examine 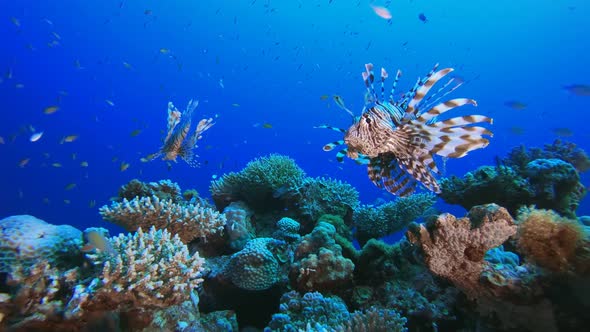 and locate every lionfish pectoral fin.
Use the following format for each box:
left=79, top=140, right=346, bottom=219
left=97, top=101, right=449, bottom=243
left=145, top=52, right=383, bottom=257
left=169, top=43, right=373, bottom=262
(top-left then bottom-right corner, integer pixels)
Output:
left=323, top=140, right=345, bottom=151
left=314, top=125, right=347, bottom=133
